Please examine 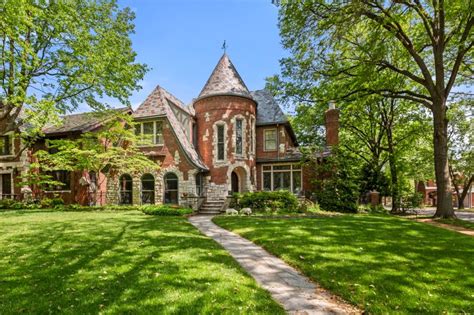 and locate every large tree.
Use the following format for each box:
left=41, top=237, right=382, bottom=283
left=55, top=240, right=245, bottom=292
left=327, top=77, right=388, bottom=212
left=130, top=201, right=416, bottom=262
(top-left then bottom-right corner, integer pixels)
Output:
left=0, top=0, right=147, bottom=139
left=274, top=0, right=473, bottom=218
